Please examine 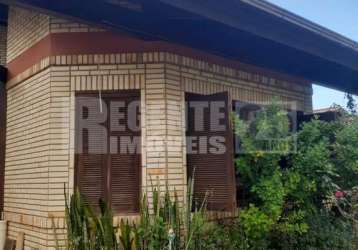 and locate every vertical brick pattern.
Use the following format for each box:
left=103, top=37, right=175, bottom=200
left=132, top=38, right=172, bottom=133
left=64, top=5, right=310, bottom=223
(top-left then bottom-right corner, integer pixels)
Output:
left=175, top=53, right=310, bottom=112
left=144, top=63, right=167, bottom=194
left=6, top=6, right=50, bottom=63
left=47, top=66, right=71, bottom=248
left=50, top=17, right=105, bottom=33
left=5, top=68, right=51, bottom=249
left=144, top=63, right=186, bottom=204
left=164, top=64, right=186, bottom=202
left=0, top=25, right=7, bottom=65
left=6, top=7, right=106, bottom=64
